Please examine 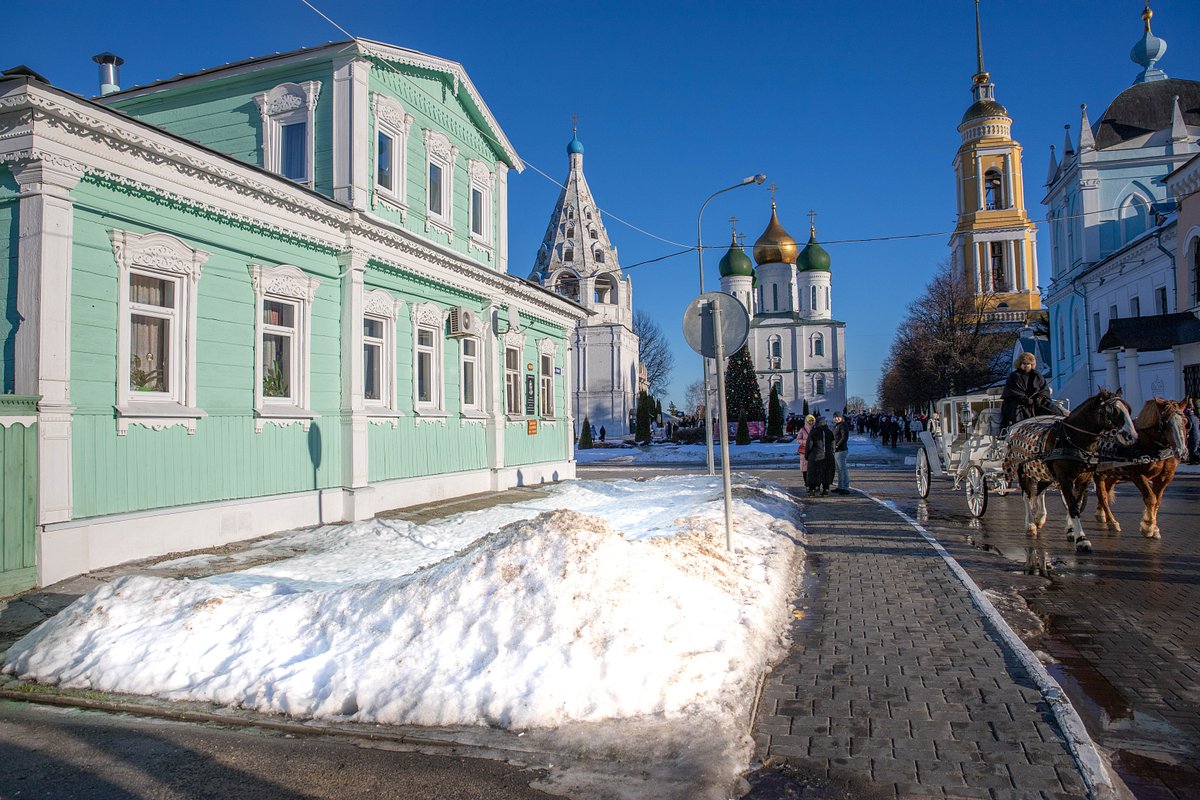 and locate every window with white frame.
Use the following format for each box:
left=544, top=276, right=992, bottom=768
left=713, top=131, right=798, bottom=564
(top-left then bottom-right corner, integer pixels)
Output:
left=1072, top=312, right=1081, bottom=357
left=815, top=375, right=826, bottom=395
left=411, top=302, right=444, bottom=413
left=468, top=160, right=494, bottom=245
left=810, top=285, right=818, bottom=312
left=771, top=376, right=782, bottom=400
left=505, top=346, right=522, bottom=414
left=362, top=288, right=403, bottom=415
left=812, top=333, right=824, bottom=357
left=461, top=338, right=481, bottom=412
left=372, top=93, right=413, bottom=206
left=254, top=82, right=320, bottom=186
left=1093, top=311, right=1102, bottom=345
left=539, top=352, right=554, bottom=417
left=363, top=316, right=385, bottom=403
left=1130, top=295, right=1141, bottom=318
left=1155, top=286, right=1168, bottom=316
left=768, top=335, right=782, bottom=369
left=424, top=129, right=458, bottom=235
left=111, top=230, right=209, bottom=435
left=1057, top=316, right=1065, bottom=357
left=772, top=284, right=779, bottom=311
left=249, top=263, right=320, bottom=430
